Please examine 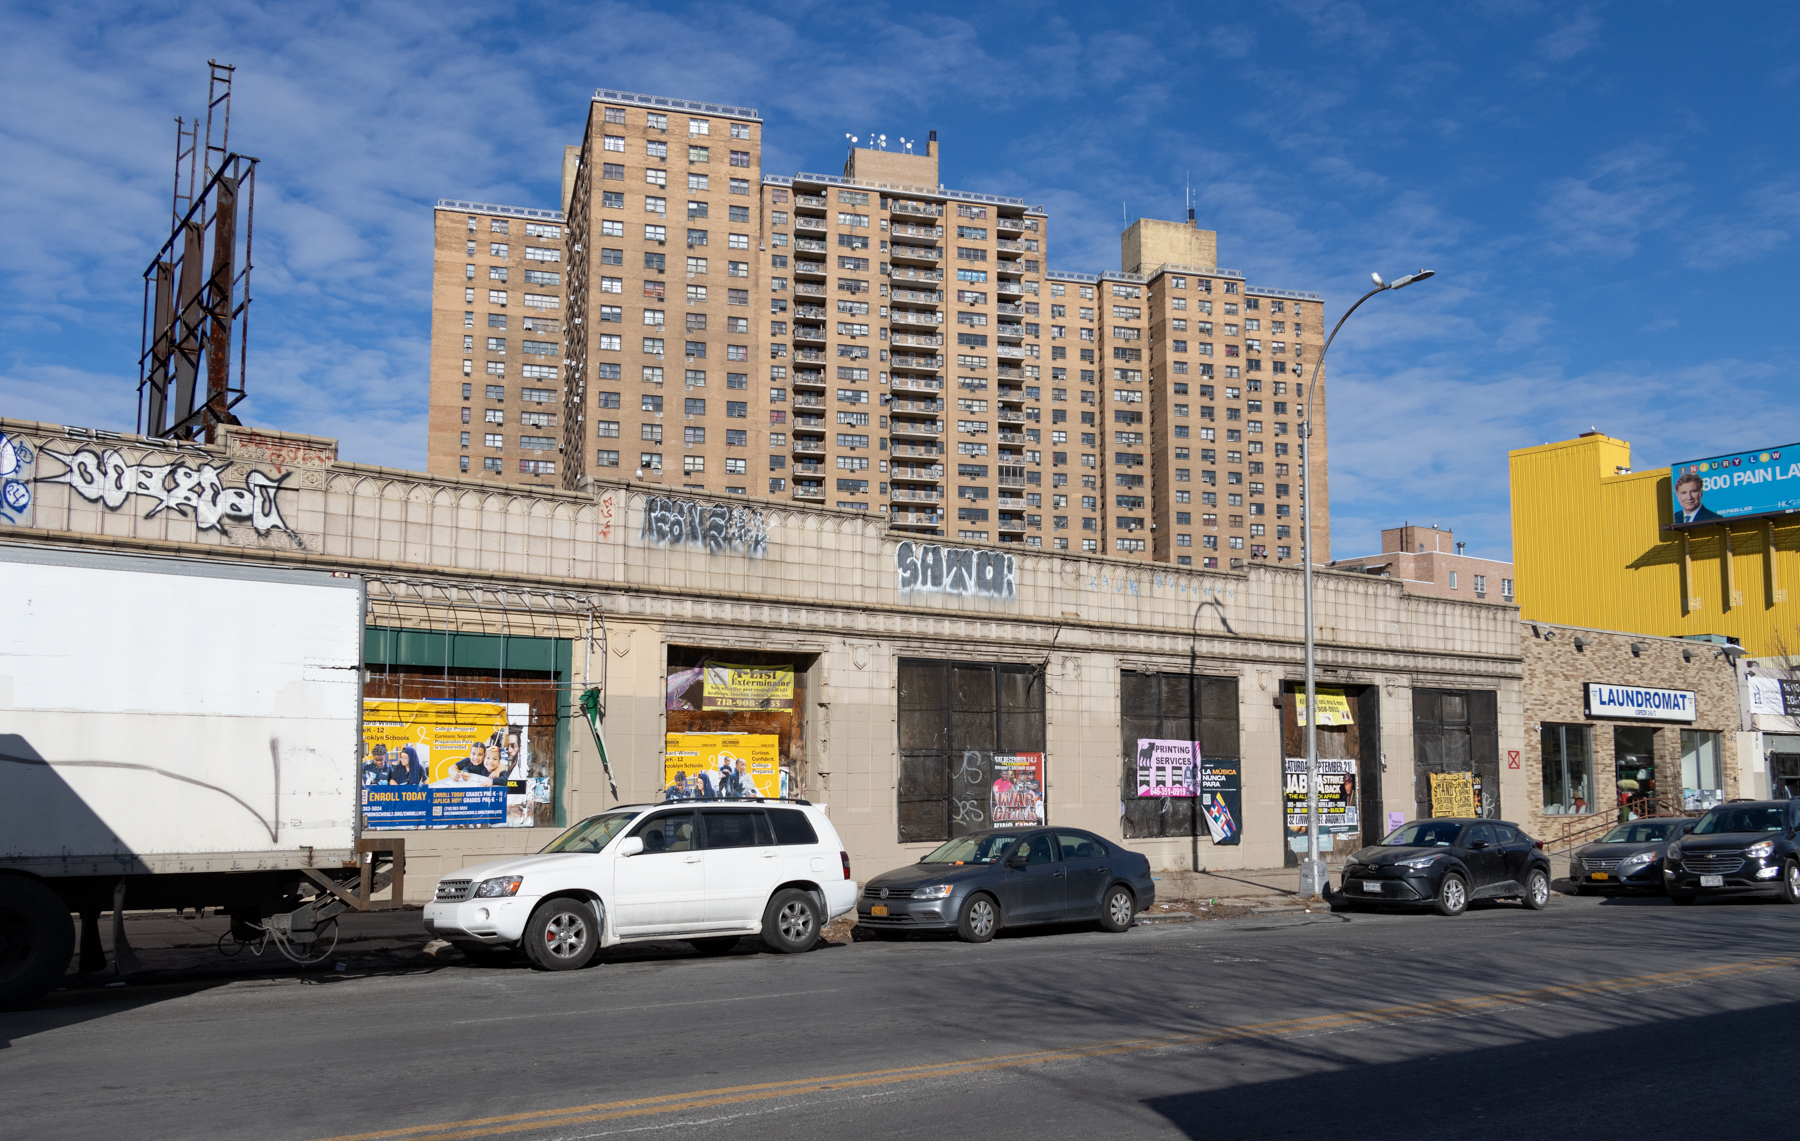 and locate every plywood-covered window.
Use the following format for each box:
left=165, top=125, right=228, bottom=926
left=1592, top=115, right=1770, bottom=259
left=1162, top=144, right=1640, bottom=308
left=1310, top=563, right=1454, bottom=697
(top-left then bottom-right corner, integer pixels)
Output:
left=1120, top=672, right=1239, bottom=839
left=897, top=660, right=1045, bottom=843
